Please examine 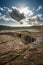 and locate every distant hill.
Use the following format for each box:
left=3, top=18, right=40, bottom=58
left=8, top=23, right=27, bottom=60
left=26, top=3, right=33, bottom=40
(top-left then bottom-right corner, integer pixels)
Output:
left=0, top=25, right=43, bottom=30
